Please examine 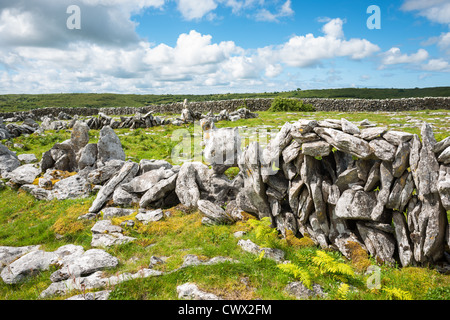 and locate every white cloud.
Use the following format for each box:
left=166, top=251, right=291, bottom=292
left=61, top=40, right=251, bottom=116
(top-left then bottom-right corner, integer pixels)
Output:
left=0, top=9, right=386, bottom=94
left=322, top=18, right=345, bottom=38
left=254, top=0, right=294, bottom=22
left=380, top=47, right=429, bottom=66
left=401, top=0, right=450, bottom=25
left=422, top=58, right=450, bottom=71
left=176, top=0, right=218, bottom=20
left=277, top=19, right=380, bottom=67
